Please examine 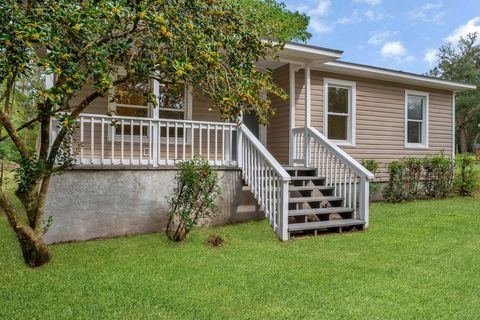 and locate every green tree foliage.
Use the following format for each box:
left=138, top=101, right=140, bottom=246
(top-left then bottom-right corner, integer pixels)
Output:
left=454, top=153, right=479, bottom=196
left=0, top=68, right=43, bottom=161
left=428, top=33, right=480, bottom=153
left=224, top=0, right=310, bottom=42
left=0, top=0, right=304, bottom=267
